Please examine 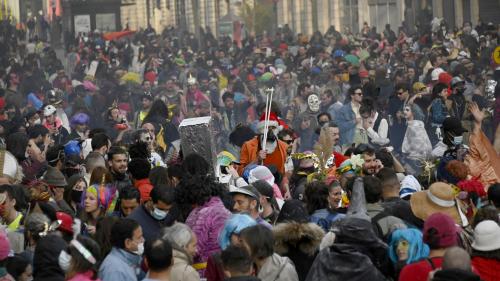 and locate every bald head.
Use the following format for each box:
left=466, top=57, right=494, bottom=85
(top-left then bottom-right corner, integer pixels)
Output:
left=442, top=247, right=471, bottom=271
